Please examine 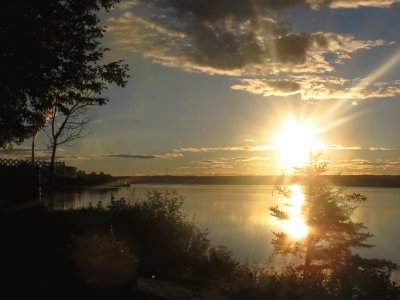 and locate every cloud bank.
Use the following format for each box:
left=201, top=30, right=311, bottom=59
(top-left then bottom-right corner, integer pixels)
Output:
left=108, top=7, right=384, bottom=76
left=108, top=0, right=400, bottom=102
